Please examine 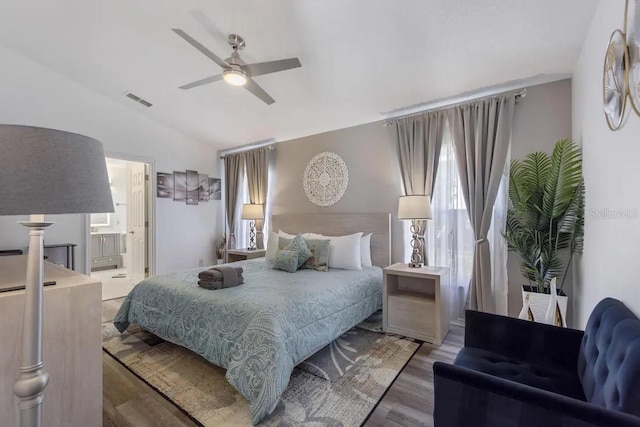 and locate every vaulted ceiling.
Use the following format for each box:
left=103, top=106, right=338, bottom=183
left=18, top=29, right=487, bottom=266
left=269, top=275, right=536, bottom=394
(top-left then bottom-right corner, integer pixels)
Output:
left=0, top=1, right=598, bottom=149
